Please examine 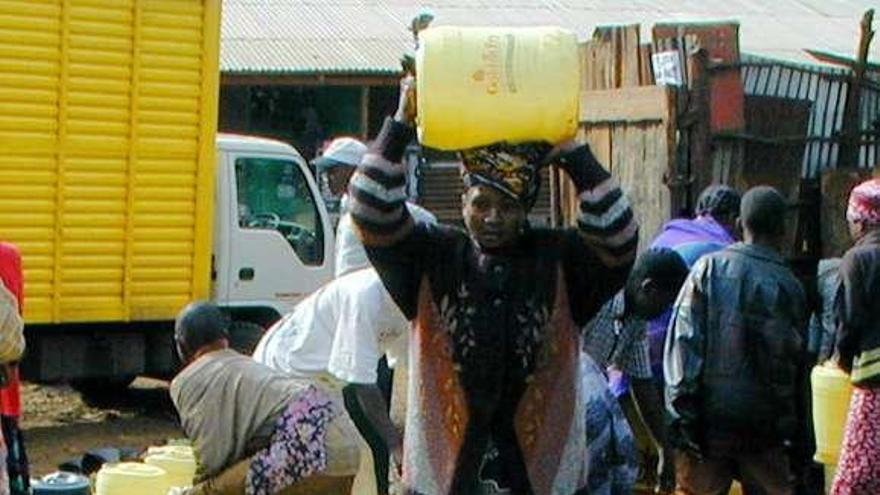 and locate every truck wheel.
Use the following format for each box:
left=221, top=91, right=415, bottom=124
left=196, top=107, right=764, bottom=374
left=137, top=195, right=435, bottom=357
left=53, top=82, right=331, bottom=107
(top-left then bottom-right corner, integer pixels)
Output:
left=229, top=321, right=266, bottom=355
left=71, top=375, right=137, bottom=400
